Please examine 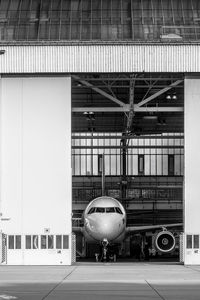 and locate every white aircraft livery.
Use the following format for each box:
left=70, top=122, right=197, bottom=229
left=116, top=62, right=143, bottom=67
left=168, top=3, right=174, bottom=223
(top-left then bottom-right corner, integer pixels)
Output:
left=83, top=196, right=126, bottom=244
left=73, top=196, right=182, bottom=259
